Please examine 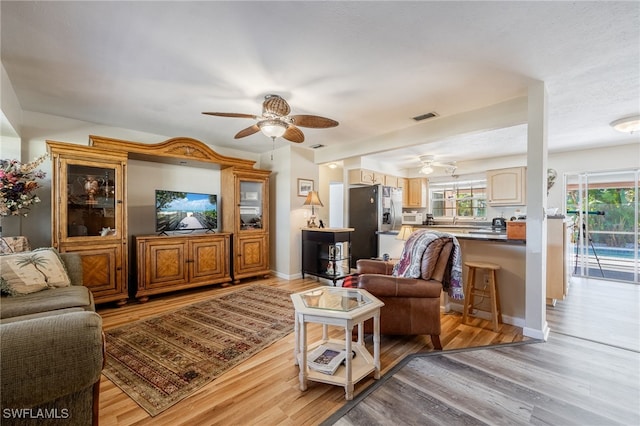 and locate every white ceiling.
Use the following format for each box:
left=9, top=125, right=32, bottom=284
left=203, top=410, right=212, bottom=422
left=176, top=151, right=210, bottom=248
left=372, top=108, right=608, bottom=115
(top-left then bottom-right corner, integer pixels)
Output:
left=2, top=1, right=639, bottom=171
